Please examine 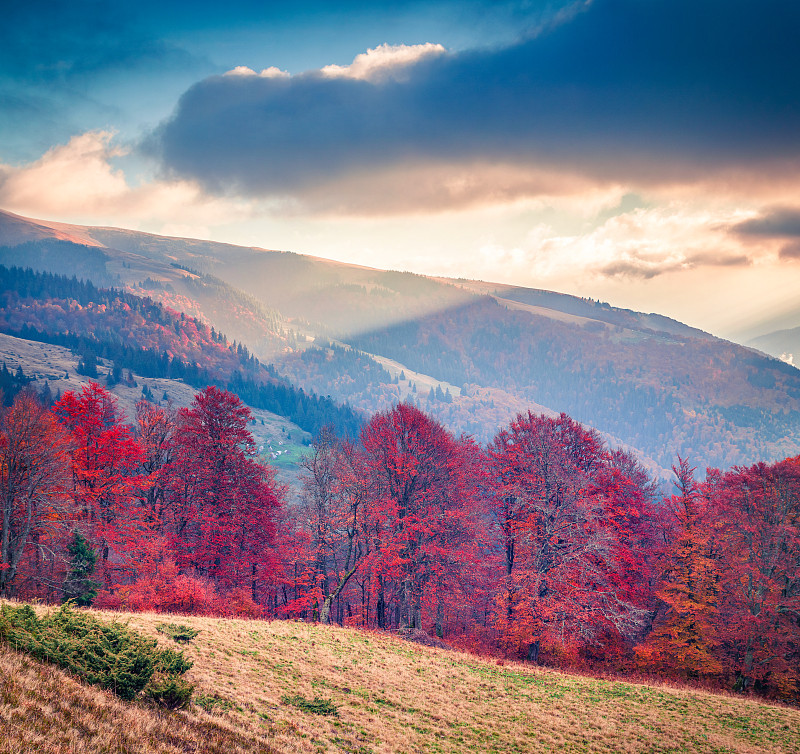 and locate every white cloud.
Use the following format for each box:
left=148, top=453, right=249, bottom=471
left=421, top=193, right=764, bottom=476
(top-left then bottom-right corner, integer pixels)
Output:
left=223, top=65, right=290, bottom=78
left=0, top=131, right=252, bottom=233
left=526, top=204, right=762, bottom=280
left=320, top=43, right=446, bottom=83
left=223, top=44, right=445, bottom=86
